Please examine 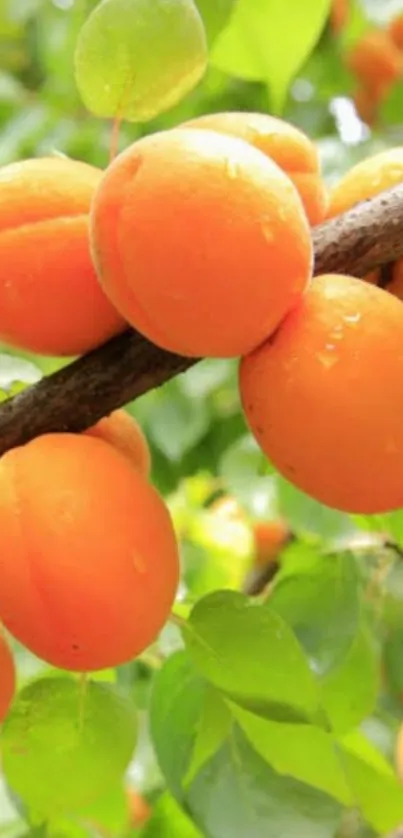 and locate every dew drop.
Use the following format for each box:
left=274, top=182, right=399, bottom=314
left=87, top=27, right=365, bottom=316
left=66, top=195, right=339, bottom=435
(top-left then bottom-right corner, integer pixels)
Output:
left=225, top=156, right=239, bottom=179
left=262, top=224, right=274, bottom=243
left=317, top=343, right=338, bottom=369
left=344, top=312, right=361, bottom=325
